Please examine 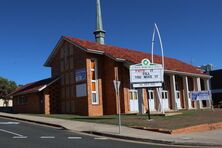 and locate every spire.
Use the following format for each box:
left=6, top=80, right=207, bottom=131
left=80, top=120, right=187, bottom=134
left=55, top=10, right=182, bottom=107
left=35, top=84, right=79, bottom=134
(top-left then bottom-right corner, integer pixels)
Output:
left=94, top=0, right=105, bottom=44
